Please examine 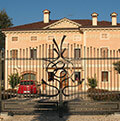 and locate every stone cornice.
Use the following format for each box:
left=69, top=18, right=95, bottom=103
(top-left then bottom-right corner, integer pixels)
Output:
left=80, top=27, right=120, bottom=31
left=2, top=28, right=81, bottom=34
left=3, top=26, right=120, bottom=34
